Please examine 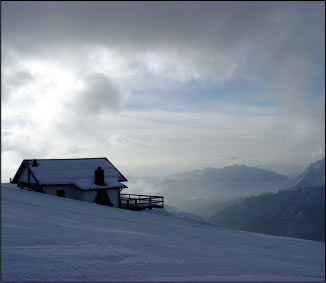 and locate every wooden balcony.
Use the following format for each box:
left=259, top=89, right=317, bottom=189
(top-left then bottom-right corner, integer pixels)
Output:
left=120, top=193, right=164, bottom=211
left=18, top=182, right=44, bottom=193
